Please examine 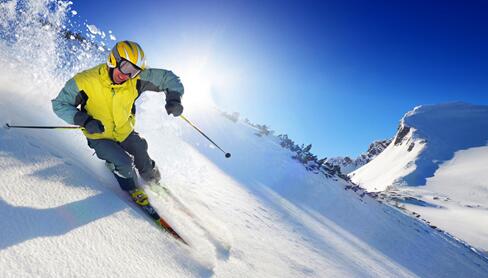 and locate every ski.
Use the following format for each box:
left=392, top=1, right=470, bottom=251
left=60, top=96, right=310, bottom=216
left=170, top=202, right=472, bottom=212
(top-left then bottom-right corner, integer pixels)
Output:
left=148, top=183, right=231, bottom=252
left=130, top=193, right=188, bottom=245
